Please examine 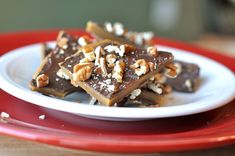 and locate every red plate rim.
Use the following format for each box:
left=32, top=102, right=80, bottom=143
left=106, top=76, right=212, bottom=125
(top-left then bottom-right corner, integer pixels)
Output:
left=0, top=29, right=235, bottom=153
